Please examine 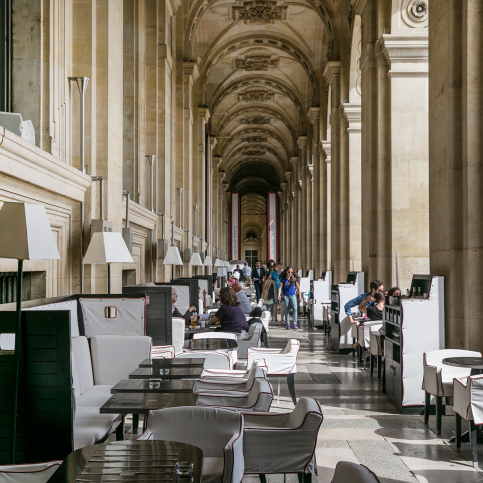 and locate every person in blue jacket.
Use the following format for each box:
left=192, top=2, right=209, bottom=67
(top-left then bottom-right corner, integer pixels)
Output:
left=345, top=279, right=384, bottom=324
